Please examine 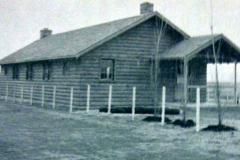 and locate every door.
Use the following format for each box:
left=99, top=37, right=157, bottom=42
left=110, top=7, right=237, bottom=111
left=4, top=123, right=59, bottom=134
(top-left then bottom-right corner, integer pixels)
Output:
left=175, top=60, right=184, bottom=101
